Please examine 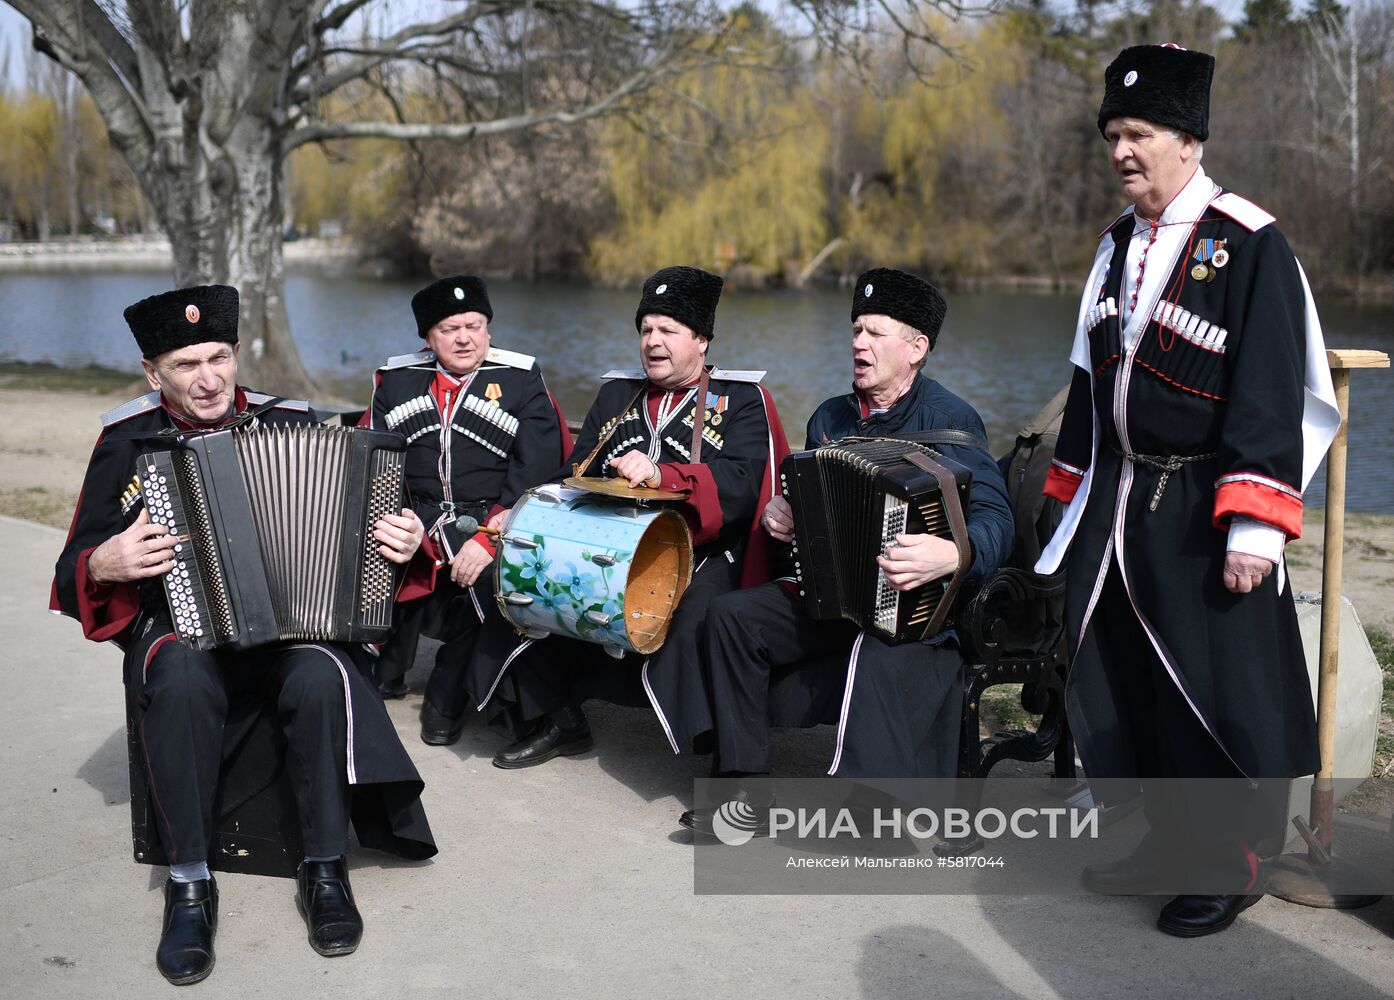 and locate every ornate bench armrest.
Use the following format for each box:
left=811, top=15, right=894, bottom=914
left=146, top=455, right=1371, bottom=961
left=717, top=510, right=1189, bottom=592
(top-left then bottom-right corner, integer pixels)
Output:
left=962, top=567, right=1067, bottom=664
